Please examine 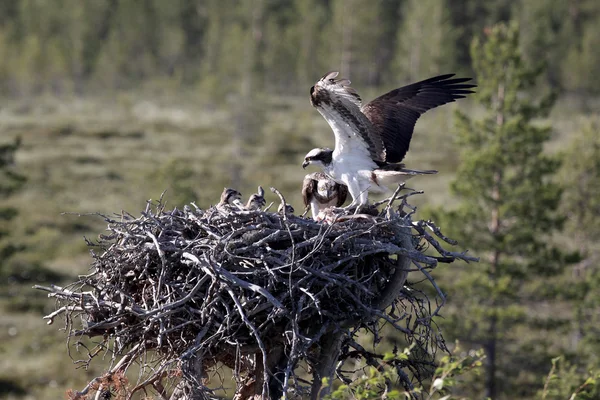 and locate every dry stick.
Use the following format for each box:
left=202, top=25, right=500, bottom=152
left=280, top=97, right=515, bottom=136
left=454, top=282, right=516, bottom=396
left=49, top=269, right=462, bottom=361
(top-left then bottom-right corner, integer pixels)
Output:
left=269, top=186, right=298, bottom=265
left=34, top=283, right=86, bottom=298
left=280, top=222, right=336, bottom=270
left=40, top=305, right=83, bottom=325
left=140, top=275, right=210, bottom=319
left=147, top=232, right=168, bottom=306
left=423, top=219, right=458, bottom=245
left=42, top=187, right=473, bottom=398
left=282, top=296, right=306, bottom=399
left=182, top=252, right=285, bottom=311
left=412, top=220, right=479, bottom=263
left=271, top=187, right=302, bottom=400
left=73, top=343, right=142, bottom=398
left=412, top=260, right=446, bottom=320
left=372, top=185, right=422, bottom=208
left=345, top=339, right=414, bottom=395
left=383, top=183, right=405, bottom=213
left=127, top=370, right=170, bottom=400
left=225, top=286, right=270, bottom=399
left=374, top=225, right=413, bottom=311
